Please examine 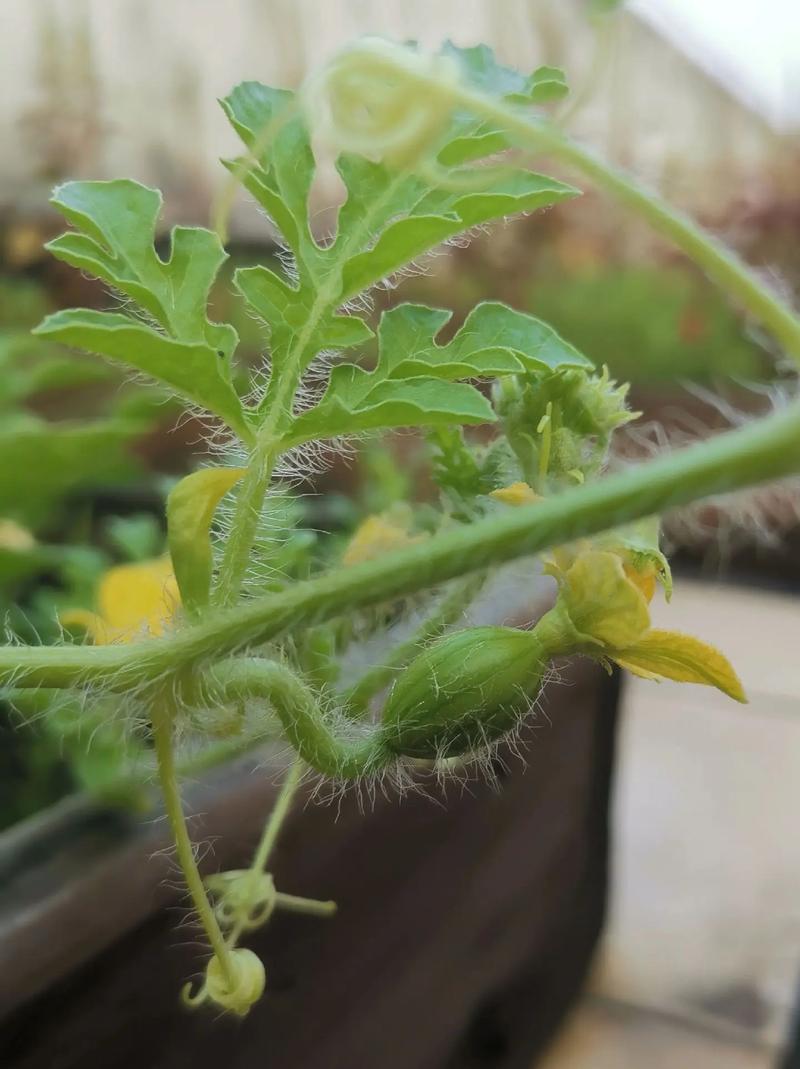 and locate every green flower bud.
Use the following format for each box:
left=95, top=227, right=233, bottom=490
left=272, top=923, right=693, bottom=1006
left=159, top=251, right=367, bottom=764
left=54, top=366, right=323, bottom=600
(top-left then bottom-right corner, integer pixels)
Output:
left=381, top=626, right=547, bottom=759
left=205, top=948, right=266, bottom=1017
left=183, top=947, right=266, bottom=1018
